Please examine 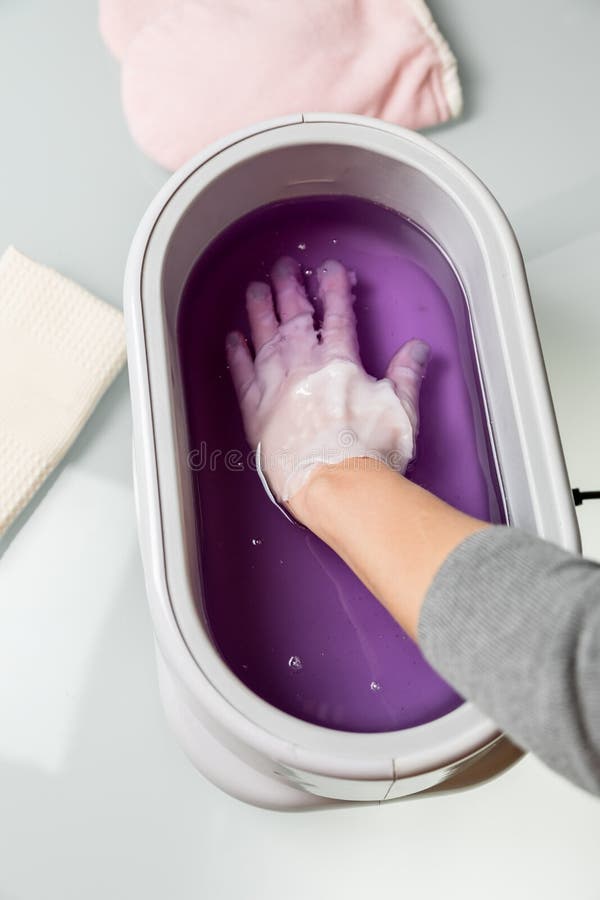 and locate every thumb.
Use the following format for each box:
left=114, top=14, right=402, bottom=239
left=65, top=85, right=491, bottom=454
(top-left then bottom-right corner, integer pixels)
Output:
left=385, top=339, right=430, bottom=431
